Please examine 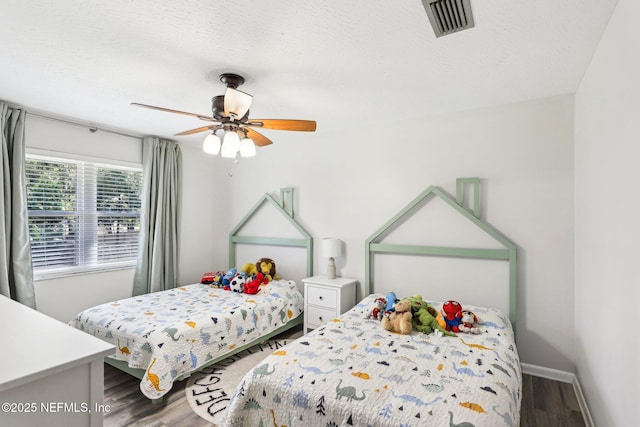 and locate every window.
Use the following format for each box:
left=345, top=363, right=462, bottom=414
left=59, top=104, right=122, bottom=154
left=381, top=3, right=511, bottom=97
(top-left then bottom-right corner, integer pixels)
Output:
left=26, top=153, right=143, bottom=278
